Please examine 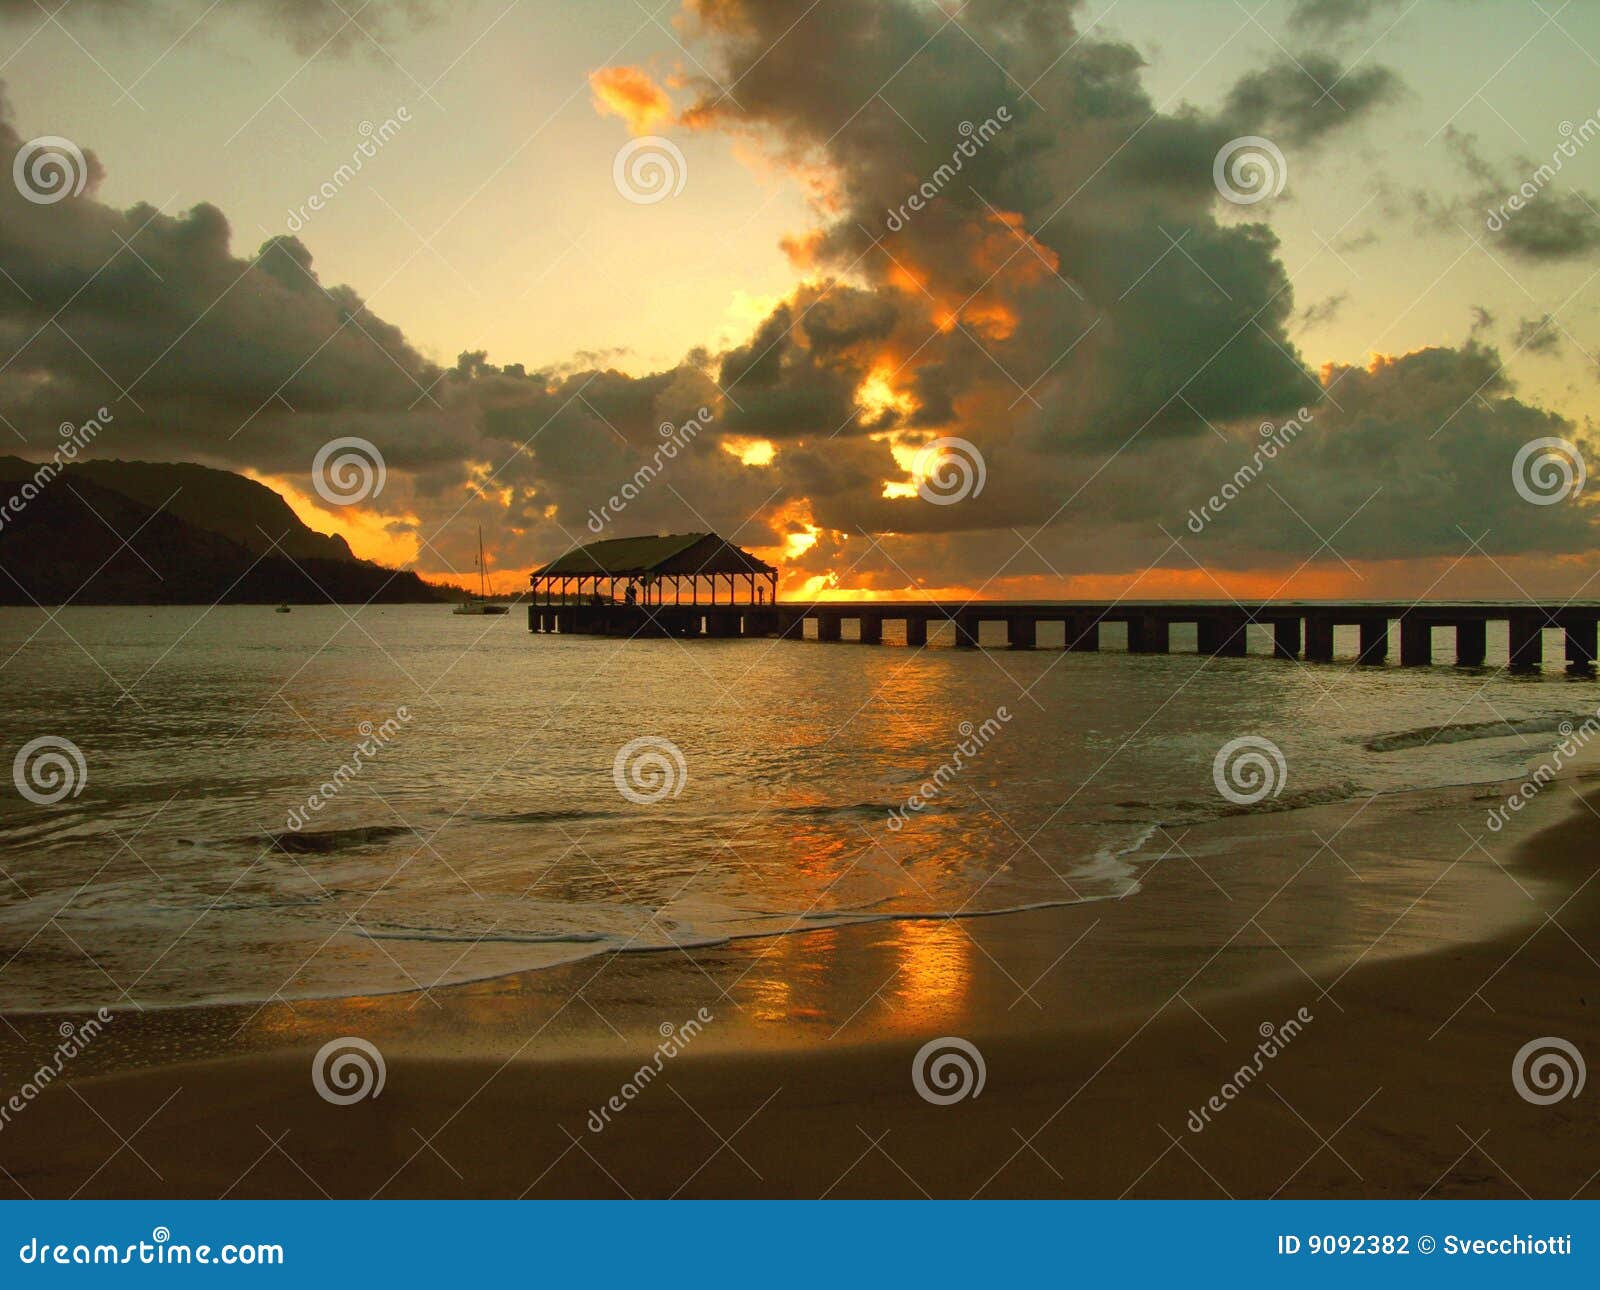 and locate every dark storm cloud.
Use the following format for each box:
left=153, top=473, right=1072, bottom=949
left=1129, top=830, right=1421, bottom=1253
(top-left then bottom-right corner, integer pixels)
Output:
left=0, top=0, right=440, bottom=57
